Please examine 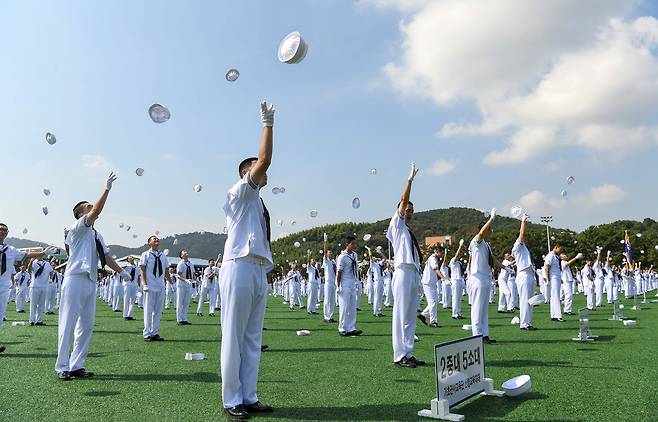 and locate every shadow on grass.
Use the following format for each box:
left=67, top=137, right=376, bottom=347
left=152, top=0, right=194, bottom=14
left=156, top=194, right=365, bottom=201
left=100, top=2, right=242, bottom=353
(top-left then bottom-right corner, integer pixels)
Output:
left=165, top=339, right=220, bottom=343
left=267, top=347, right=374, bottom=353
left=454, top=392, right=549, bottom=421
left=93, top=372, right=219, bottom=383
left=83, top=391, right=121, bottom=397
left=94, top=330, right=142, bottom=335
left=259, top=403, right=424, bottom=421
left=488, top=359, right=622, bottom=371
